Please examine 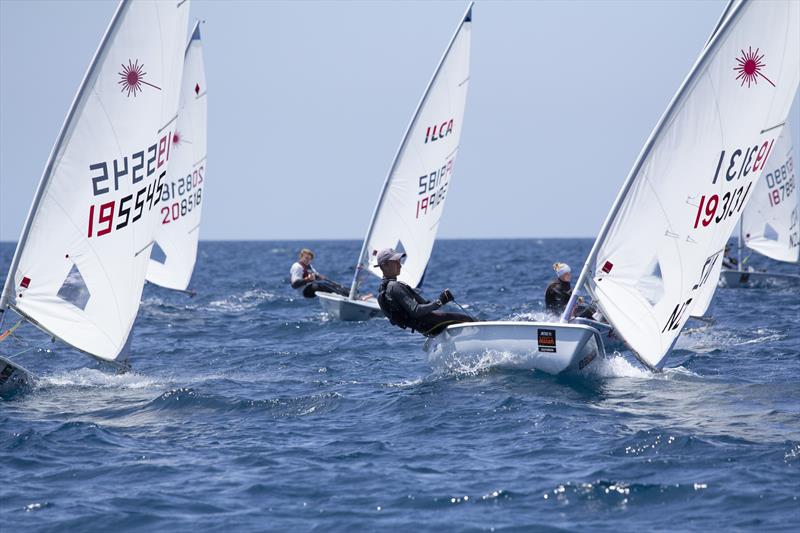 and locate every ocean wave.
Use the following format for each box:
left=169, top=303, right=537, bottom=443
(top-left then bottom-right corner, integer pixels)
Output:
left=38, top=368, right=166, bottom=391
left=142, top=387, right=343, bottom=417
left=206, top=288, right=279, bottom=312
